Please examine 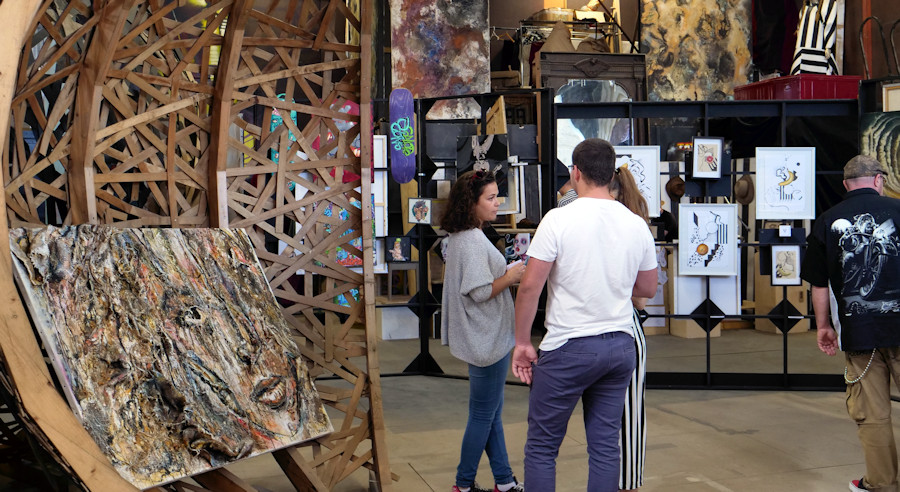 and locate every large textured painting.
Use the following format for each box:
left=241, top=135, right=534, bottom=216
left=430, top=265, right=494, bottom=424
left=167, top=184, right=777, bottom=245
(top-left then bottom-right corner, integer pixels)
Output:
left=390, top=0, right=489, bottom=118
left=861, top=112, right=900, bottom=198
left=640, top=0, right=752, bottom=101
left=9, top=226, right=332, bottom=489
